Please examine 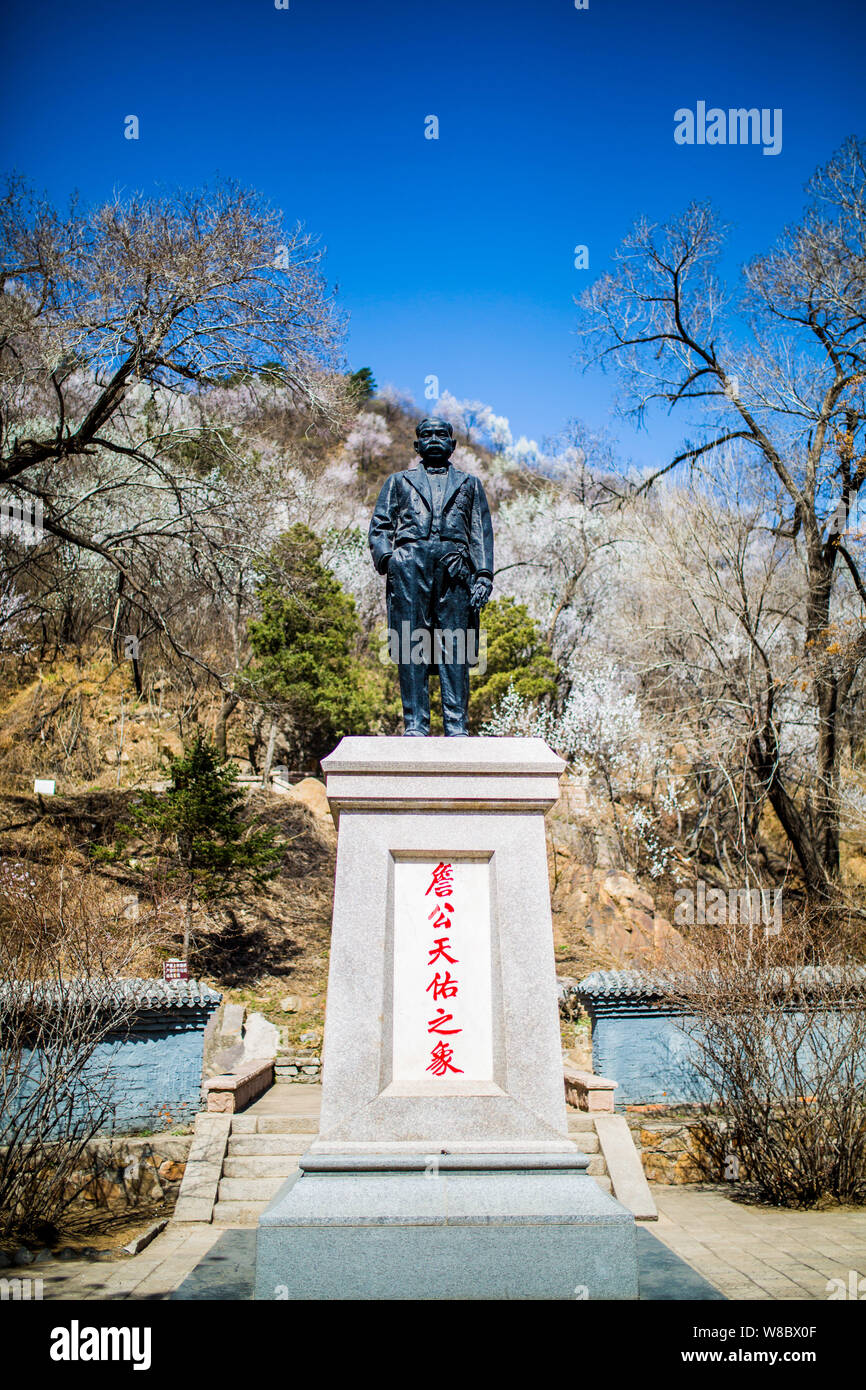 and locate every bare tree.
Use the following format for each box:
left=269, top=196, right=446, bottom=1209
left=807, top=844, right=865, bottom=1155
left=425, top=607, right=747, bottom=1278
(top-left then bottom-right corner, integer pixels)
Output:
left=0, top=178, right=348, bottom=678
left=0, top=857, right=174, bottom=1241
left=660, top=911, right=866, bottom=1208
left=628, top=453, right=807, bottom=888
left=578, top=138, right=866, bottom=892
